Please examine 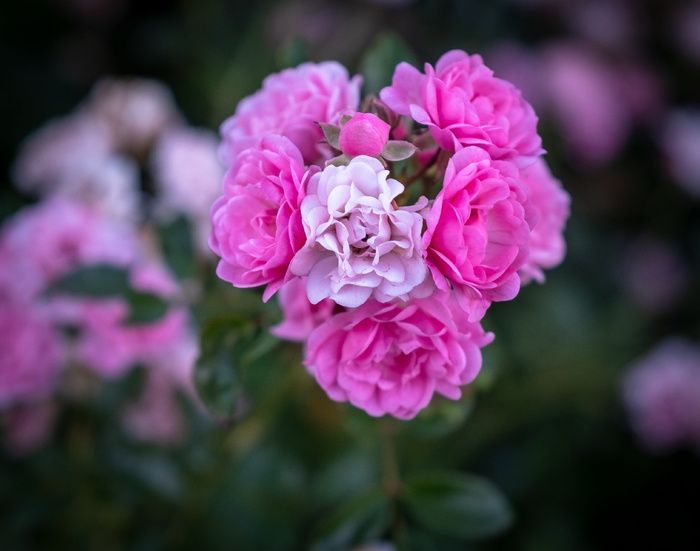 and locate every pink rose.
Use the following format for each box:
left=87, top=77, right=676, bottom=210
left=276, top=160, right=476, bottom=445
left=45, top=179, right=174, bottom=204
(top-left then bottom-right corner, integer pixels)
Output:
left=210, top=135, right=316, bottom=301
left=380, top=50, right=543, bottom=163
left=305, top=294, right=494, bottom=420
left=291, top=156, right=428, bottom=308
left=271, top=278, right=335, bottom=342
left=518, top=158, right=570, bottom=284
left=423, top=147, right=535, bottom=320
left=219, top=62, right=361, bottom=165
left=339, top=112, right=391, bottom=157
left=623, top=339, right=700, bottom=451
